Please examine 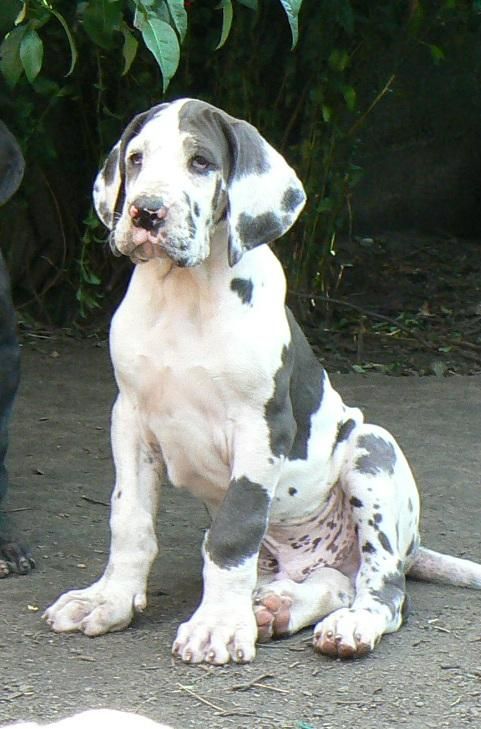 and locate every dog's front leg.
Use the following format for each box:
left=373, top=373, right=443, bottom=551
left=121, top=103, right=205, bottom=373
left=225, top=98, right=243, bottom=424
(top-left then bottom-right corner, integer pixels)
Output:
left=44, top=394, right=162, bottom=635
left=173, top=452, right=279, bottom=665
